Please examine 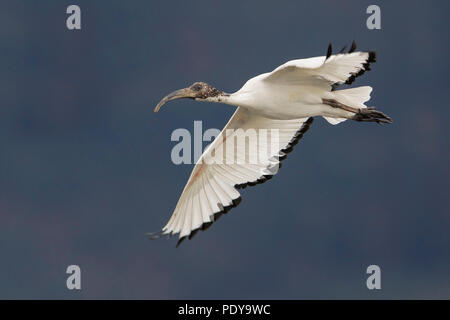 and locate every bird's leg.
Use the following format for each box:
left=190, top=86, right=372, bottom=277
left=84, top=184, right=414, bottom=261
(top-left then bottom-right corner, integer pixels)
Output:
left=352, top=107, right=393, bottom=124
left=322, top=98, right=358, bottom=113
left=322, top=98, right=392, bottom=124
